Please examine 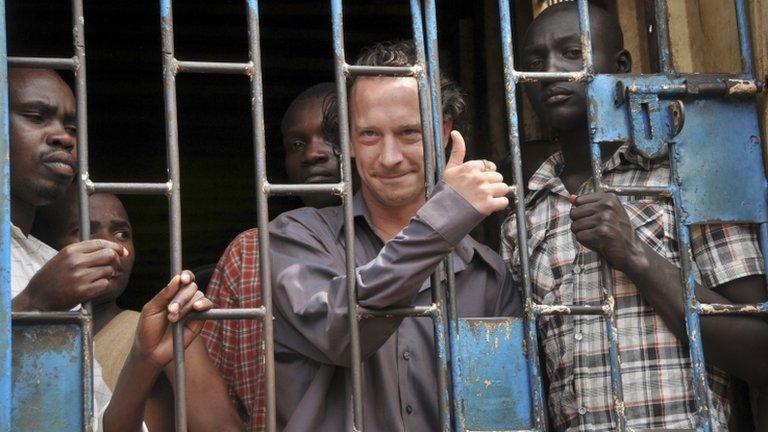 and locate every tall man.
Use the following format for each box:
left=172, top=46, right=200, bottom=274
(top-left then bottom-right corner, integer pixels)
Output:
left=501, top=4, right=768, bottom=430
left=270, top=40, right=520, bottom=431
left=8, top=67, right=220, bottom=431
